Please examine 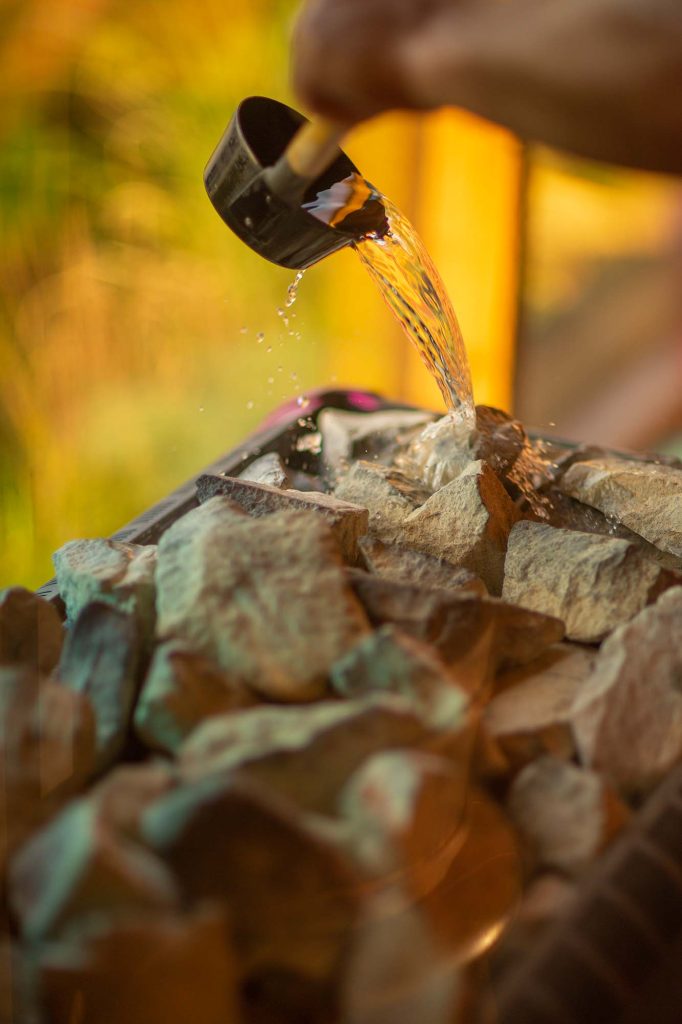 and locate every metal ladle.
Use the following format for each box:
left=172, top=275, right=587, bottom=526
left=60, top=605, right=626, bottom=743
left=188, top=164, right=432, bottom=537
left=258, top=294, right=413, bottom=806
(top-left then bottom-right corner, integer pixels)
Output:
left=204, top=95, right=388, bottom=270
